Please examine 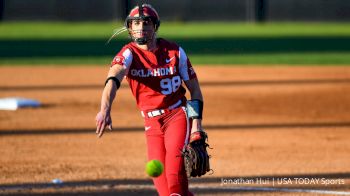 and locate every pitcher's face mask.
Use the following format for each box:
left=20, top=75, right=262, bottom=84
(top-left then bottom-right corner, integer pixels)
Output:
left=125, top=4, right=160, bottom=45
